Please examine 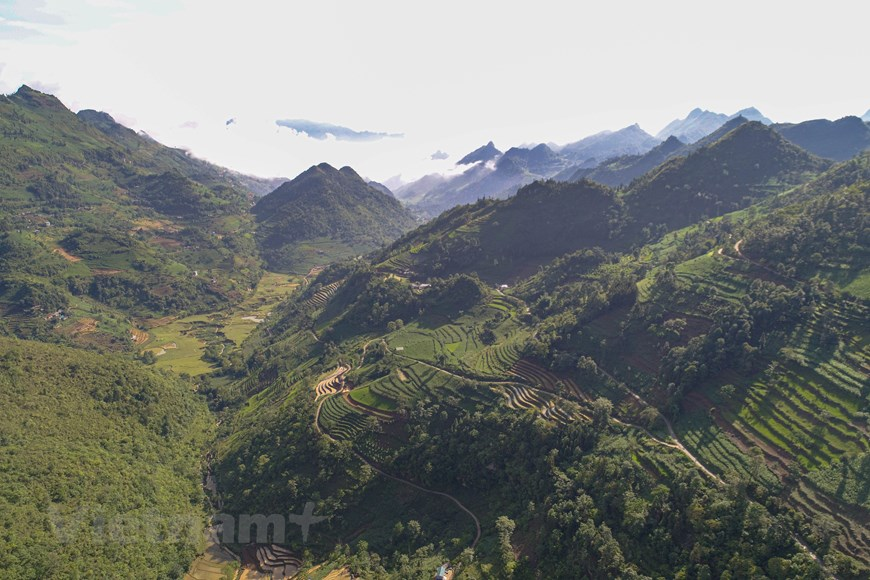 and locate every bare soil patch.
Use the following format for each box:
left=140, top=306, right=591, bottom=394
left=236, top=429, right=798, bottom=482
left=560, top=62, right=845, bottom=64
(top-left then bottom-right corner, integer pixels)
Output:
left=53, top=247, right=82, bottom=262
left=91, top=268, right=123, bottom=276
left=61, top=318, right=98, bottom=336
